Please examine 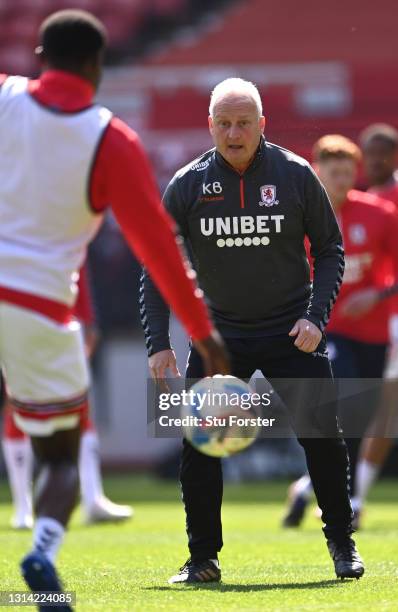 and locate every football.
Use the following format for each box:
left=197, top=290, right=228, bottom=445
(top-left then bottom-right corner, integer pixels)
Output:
left=181, top=375, right=260, bottom=457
